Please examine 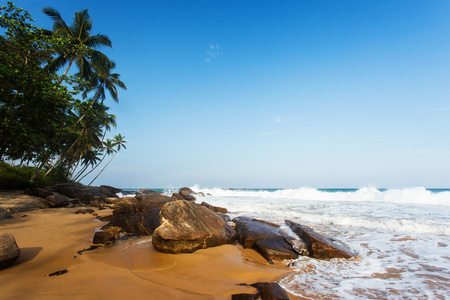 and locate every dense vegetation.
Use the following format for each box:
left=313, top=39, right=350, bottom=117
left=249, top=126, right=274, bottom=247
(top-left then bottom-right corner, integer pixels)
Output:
left=0, top=2, right=127, bottom=189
